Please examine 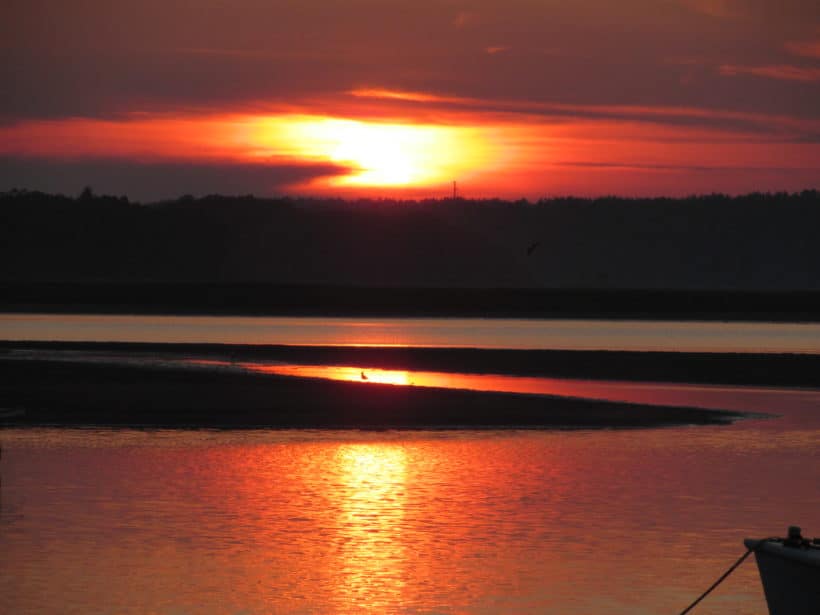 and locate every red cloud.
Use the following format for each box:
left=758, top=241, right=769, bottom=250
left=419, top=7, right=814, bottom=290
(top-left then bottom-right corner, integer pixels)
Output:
left=719, top=64, right=820, bottom=83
